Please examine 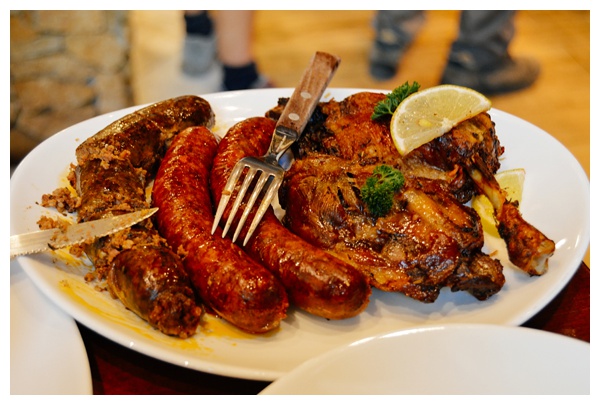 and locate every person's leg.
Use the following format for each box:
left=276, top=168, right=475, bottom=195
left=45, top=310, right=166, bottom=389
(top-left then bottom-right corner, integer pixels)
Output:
left=214, top=10, right=271, bottom=90
left=181, top=11, right=217, bottom=76
left=369, top=10, right=425, bottom=80
left=441, top=11, right=540, bottom=94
